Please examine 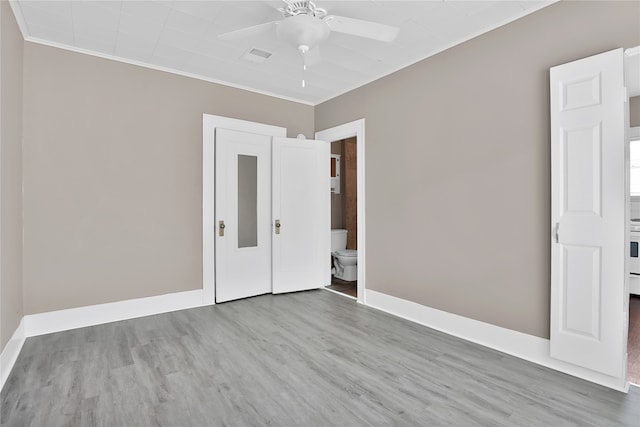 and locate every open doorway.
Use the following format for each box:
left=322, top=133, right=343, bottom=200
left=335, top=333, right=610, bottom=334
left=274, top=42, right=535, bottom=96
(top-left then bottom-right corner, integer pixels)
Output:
left=327, top=137, right=358, bottom=299
left=317, top=119, right=366, bottom=304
